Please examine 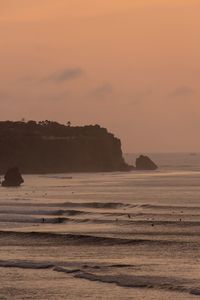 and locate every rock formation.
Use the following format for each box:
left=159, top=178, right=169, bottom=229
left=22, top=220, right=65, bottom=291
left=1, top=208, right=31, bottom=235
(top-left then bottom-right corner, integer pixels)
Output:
left=136, top=155, right=158, bottom=170
left=2, top=167, right=24, bottom=187
left=0, top=121, right=131, bottom=173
